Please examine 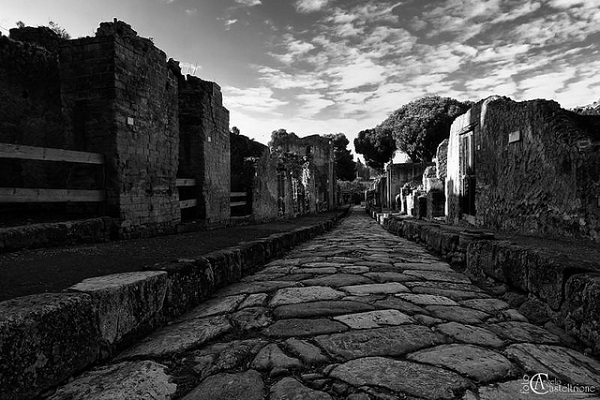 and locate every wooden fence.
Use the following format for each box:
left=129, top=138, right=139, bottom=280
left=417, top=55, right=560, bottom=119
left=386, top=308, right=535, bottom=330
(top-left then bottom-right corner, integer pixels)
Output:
left=0, top=143, right=105, bottom=203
